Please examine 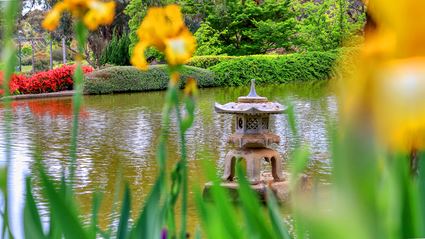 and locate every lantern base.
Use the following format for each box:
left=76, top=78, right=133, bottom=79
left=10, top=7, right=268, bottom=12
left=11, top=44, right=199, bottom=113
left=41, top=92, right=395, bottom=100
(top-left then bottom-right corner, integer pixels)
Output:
left=203, top=172, right=310, bottom=203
